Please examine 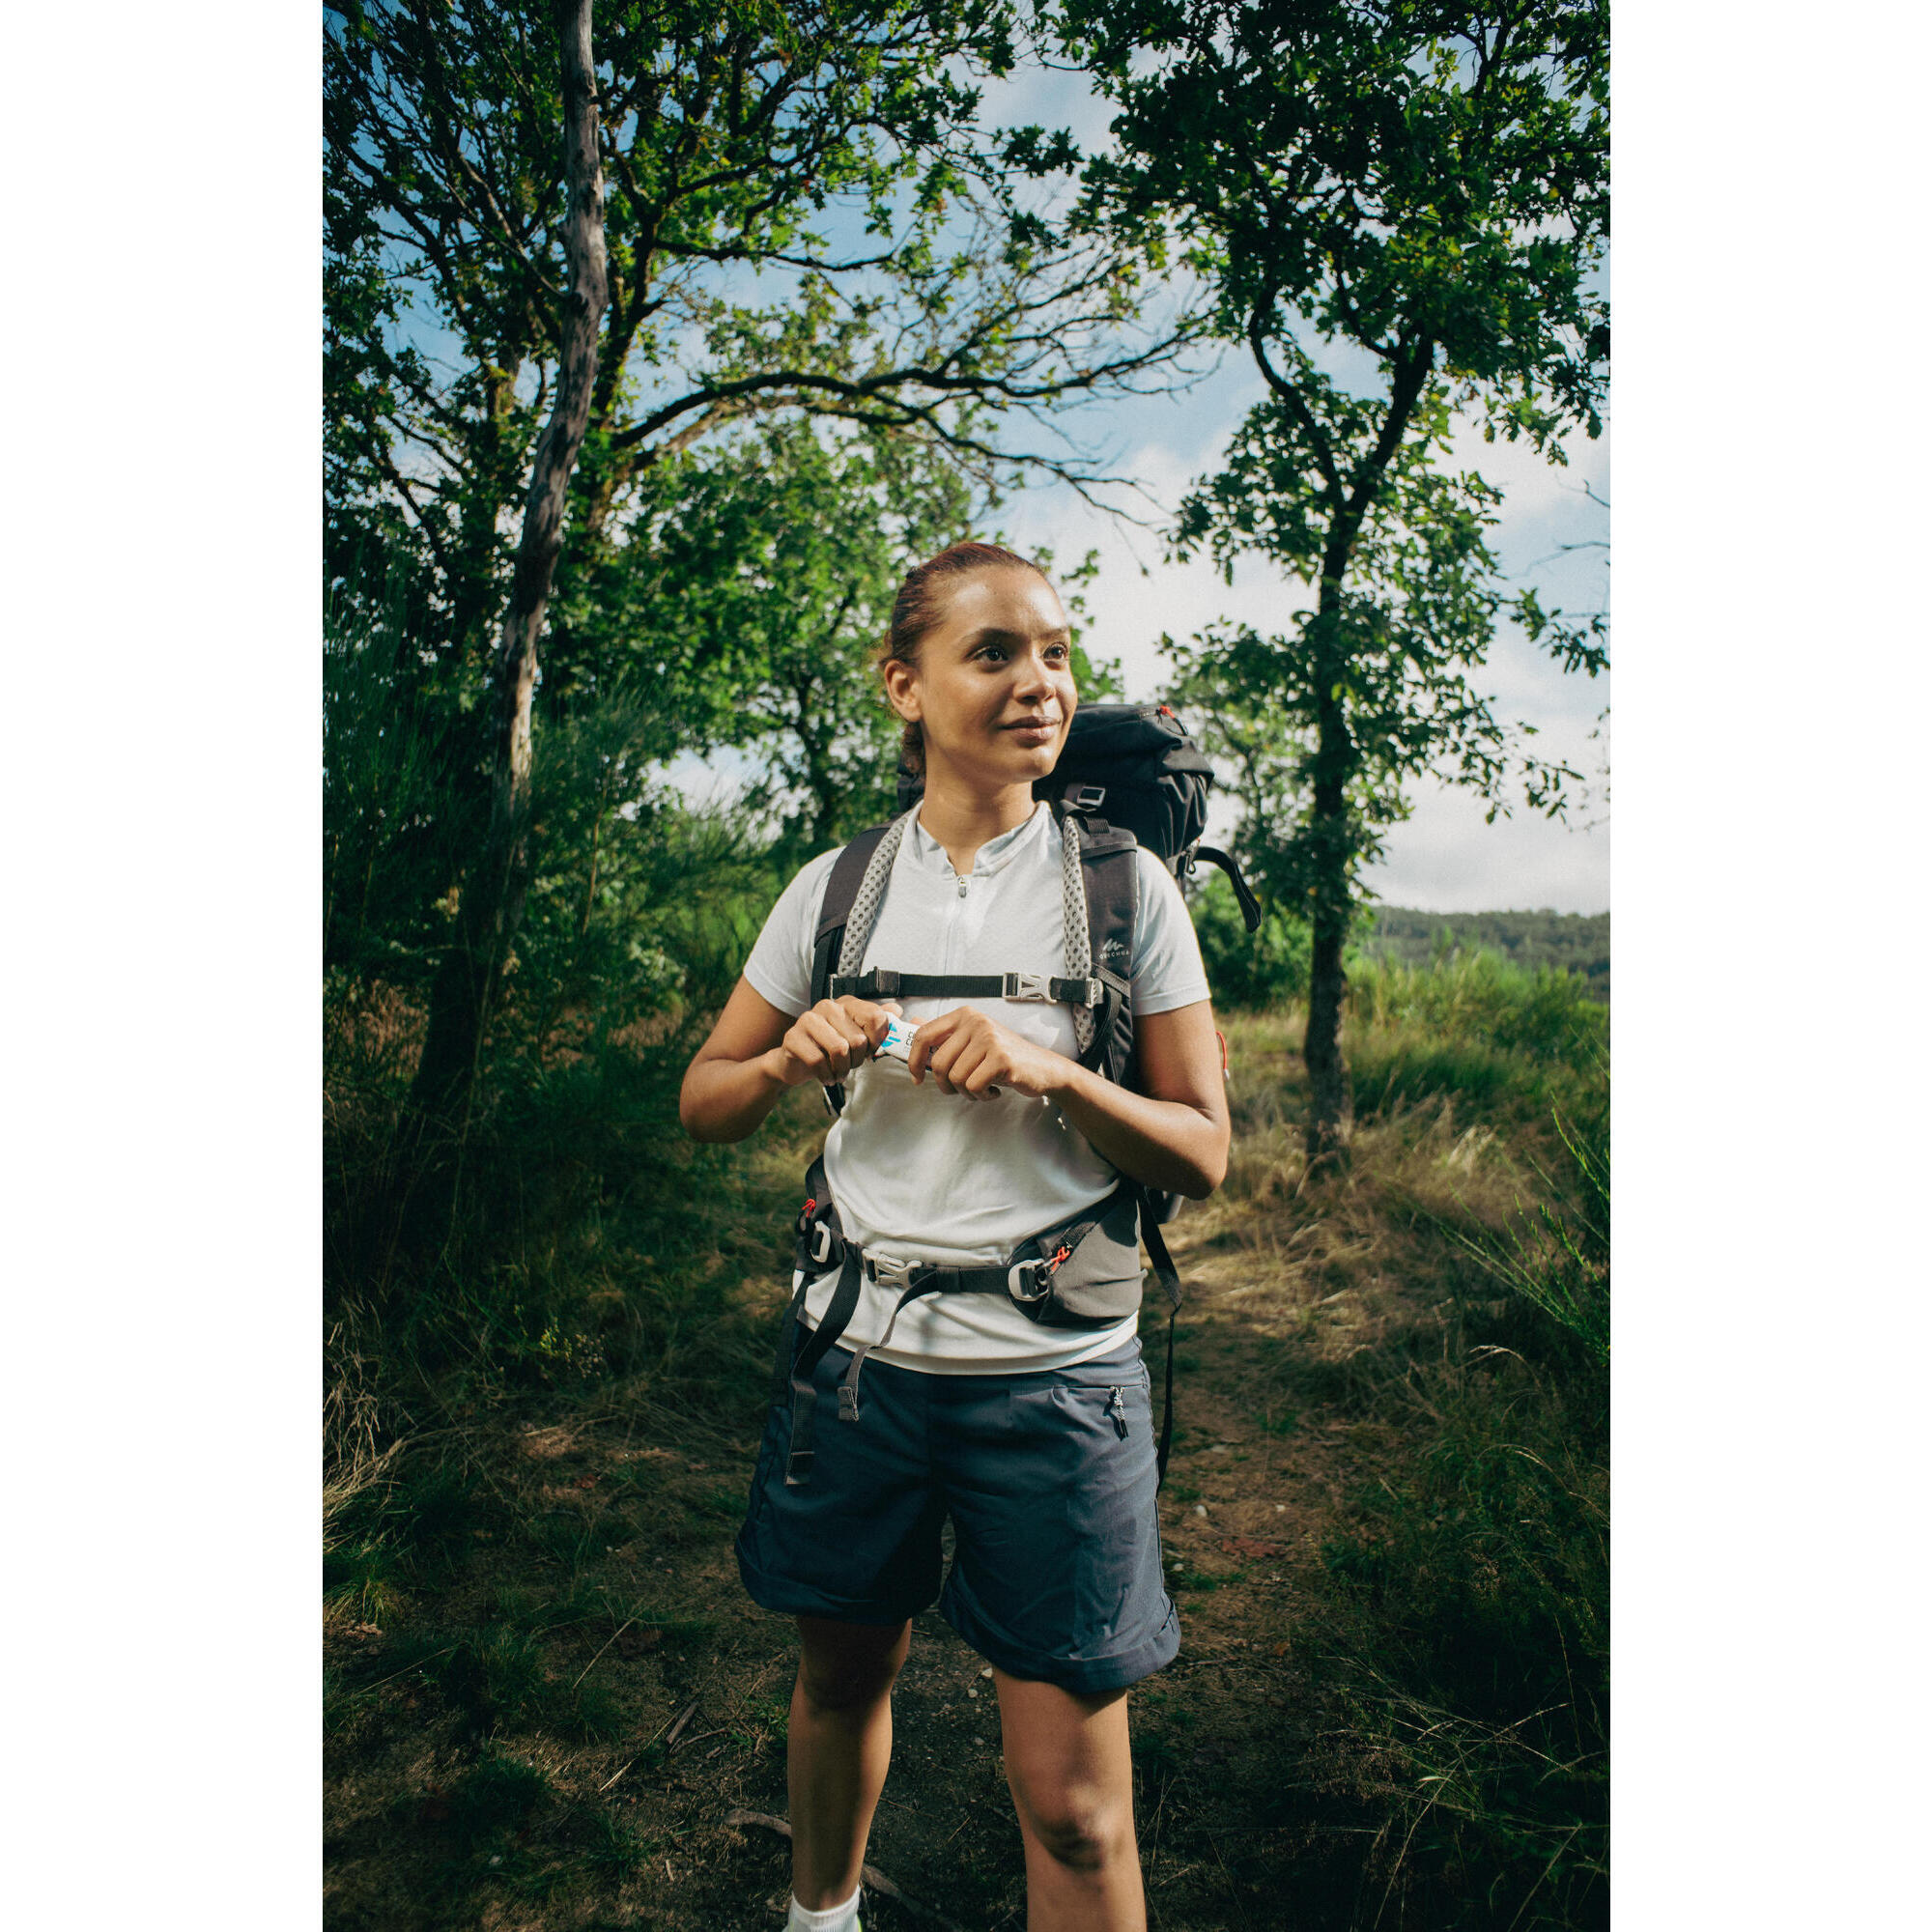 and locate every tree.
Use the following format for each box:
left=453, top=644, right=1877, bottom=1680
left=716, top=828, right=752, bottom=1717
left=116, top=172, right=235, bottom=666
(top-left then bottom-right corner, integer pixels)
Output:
left=325, top=0, right=1200, bottom=1170
left=606, top=417, right=978, bottom=862
left=1054, top=0, right=1609, bottom=1155
left=404, top=0, right=610, bottom=1150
